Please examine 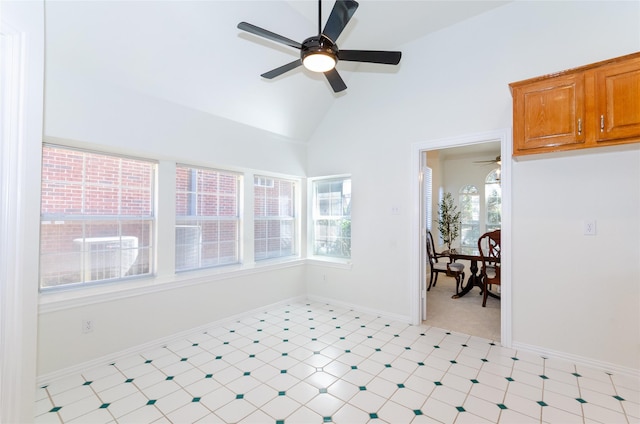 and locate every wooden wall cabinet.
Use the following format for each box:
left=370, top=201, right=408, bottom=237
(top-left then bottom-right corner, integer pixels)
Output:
left=510, top=52, right=640, bottom=156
